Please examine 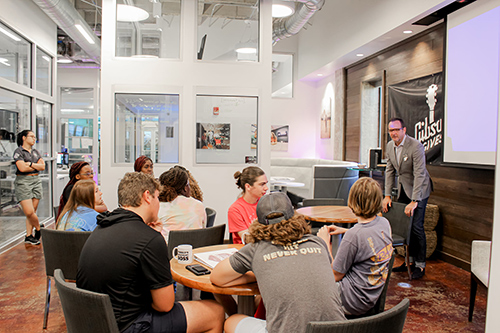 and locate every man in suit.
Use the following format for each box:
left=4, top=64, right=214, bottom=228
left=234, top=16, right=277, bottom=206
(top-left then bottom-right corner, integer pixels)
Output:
left=382, top=117, right=432, bottom=280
